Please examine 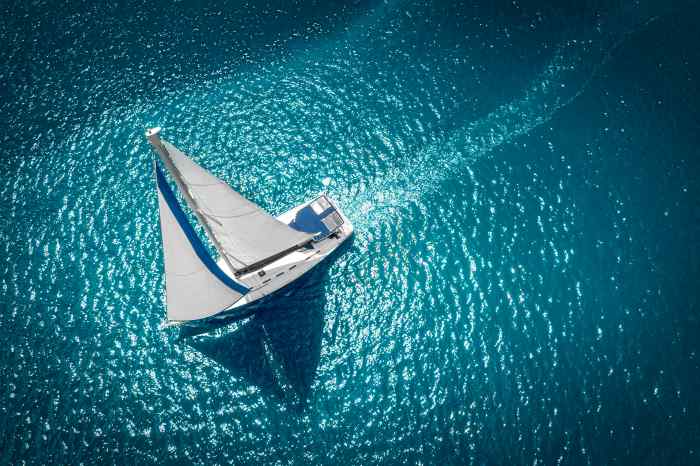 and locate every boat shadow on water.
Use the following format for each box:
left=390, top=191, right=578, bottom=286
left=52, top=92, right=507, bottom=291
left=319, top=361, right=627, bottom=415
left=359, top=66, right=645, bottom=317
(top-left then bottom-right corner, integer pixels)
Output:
left=179, top=238, right=353, bottom=409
